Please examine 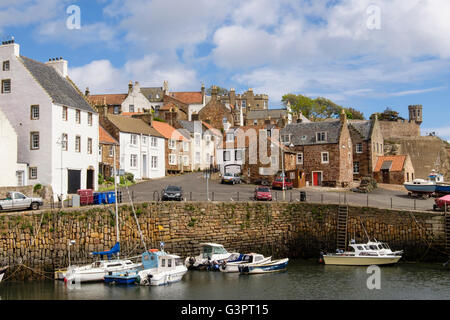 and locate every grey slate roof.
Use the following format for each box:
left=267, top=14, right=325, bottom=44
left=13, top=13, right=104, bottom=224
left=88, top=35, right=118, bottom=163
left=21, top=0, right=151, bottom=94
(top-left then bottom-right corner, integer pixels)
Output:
left=348, top=120, right=372, bottom=140
left=177, top=120, right=205, bottom=134
left=141, top=87, right=164, bottom=103
left=246, top=109, right=286, bottom=120
left=19, top=56, right=95, bottom=113
left=281, top=120, right=342, bottom=145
